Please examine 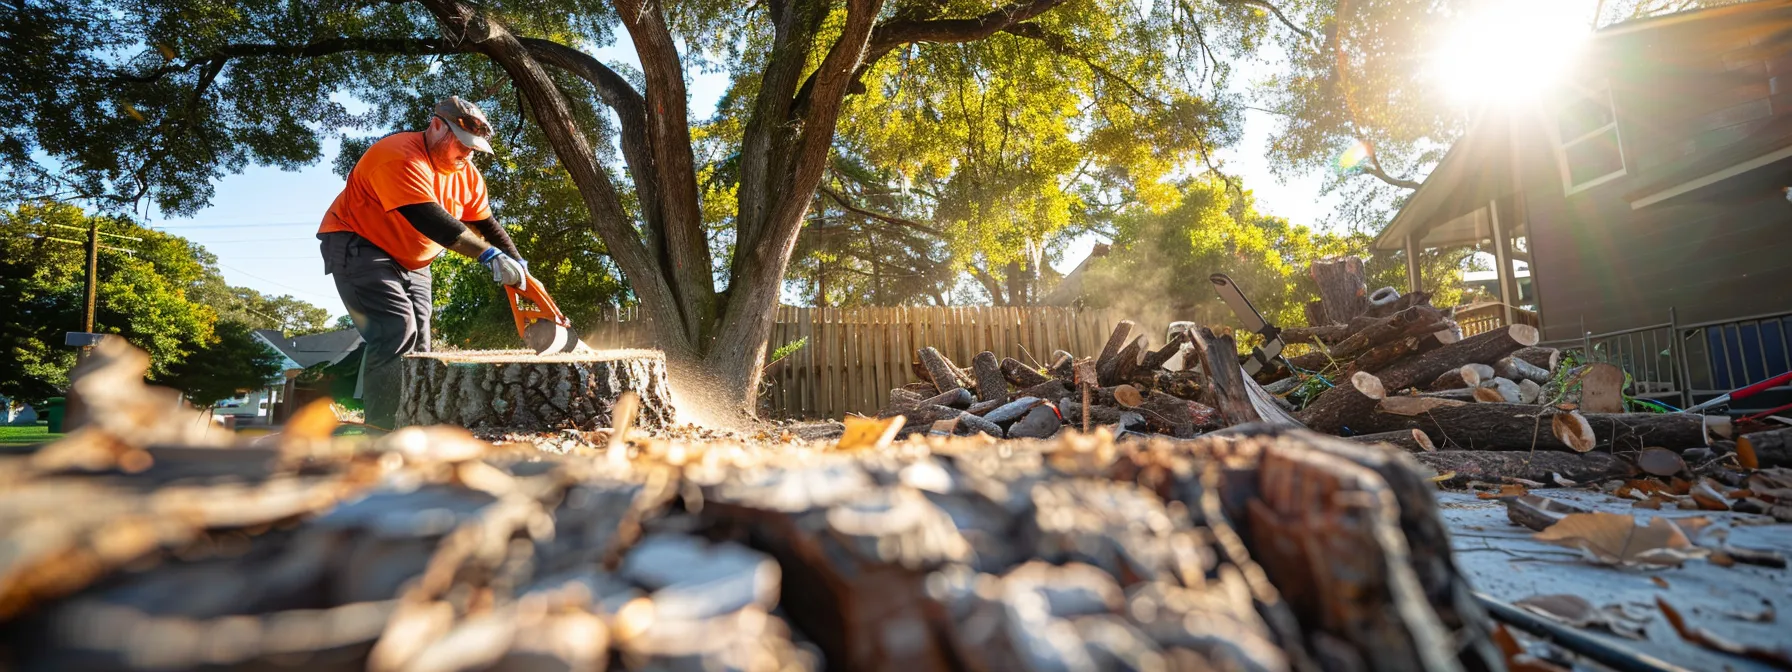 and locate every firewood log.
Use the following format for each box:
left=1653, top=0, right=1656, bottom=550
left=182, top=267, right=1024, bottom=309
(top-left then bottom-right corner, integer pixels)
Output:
left=1509, top=346, right=1561, bottom=373
left=896, top=404, right=965, bottom=427
left=984, top=397, right=1047, bottom=425
left=1151, top=370, right=1204, bottom=401
left=1349, top=331, right=1453, bottom=376
left=1415, top=450, right=1632, bottom=488
left=1005, top=405, right=1062, bottom=439
left=1017, top=379, right=1072, bottom=402
left=916, top=387, right=973, bottom=410
left=1135, top=394, right=1218, bottom=437
left=966, top=398, right=1005, bottom=416
left=1327, top=305, right=1448, bottom=360
left=1360, top=290, right=1432, bottom=320
left=1738, top=427, right=1792, bottom=468
left=1428, top=363, right=1494, bottom=391
left=1471, top=378, right=1522, bottom=404
left=971, top=351, right=1007, bottom=403
left=1374, top=325, right=1539, bottom=393
left=918, top=347, right=970, bottom=394
left=1000, top=357, right=1051, bottom=388
left=1296, top=371, right=1385, bottom=435
left=888, top=388, right=925, bottom=413
left=1141, top=332, right=1190, bottom=371
left=1491, top=356, right=1551, bottom=385
left=1057, top=398, right=1131, bottom=426
left=1049, top=351, right=1076, bottom=379
left=1303, top=300, right=1328, bottom=329
left=1189, top=327, right=1261, bottom=426
left=1092, top=385, right=1144, bottom=408
left=1356, top=397, right=1713, bottom=451
left=1099, top=335, right=1147, bottom=386
left=1344, top=429, right=1435, bottom=453
left=1095, top=320, right=1137, bottom=374
left=1517, top=379, right=1542, bottom=404
left=1281, top=324, right=1351, bottom=346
